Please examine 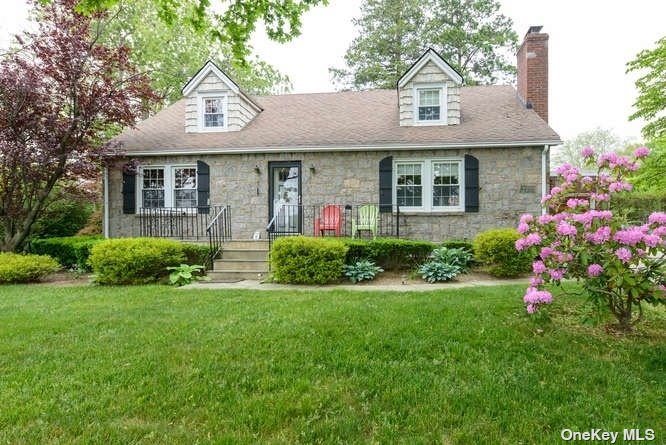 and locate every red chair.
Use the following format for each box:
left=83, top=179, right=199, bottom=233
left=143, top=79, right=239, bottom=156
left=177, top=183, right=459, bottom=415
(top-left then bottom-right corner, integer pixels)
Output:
left=314, top=205, right=342, bottom=236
